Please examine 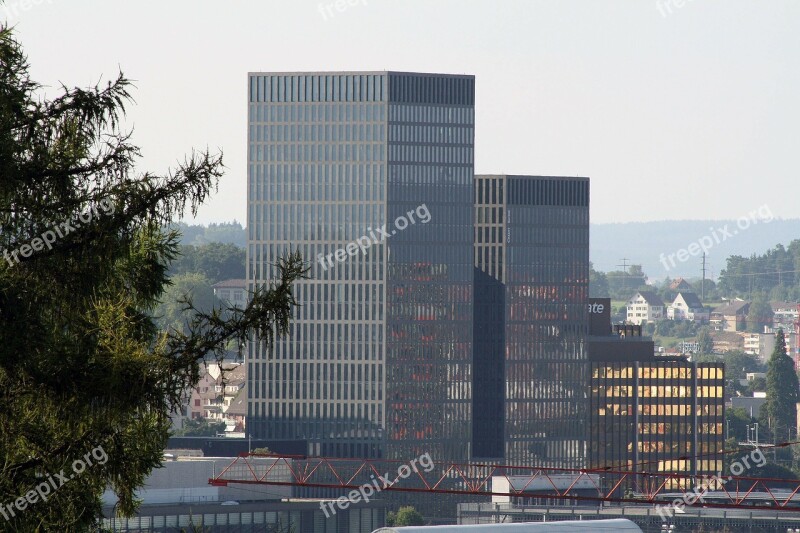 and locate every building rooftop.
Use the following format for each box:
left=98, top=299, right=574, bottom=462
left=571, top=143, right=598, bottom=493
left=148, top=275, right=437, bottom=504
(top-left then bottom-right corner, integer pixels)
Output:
left=633, top=291, right=665, bottom=308
left=212, top=279, right=247, bottom=289
left=676, top=291, right=704, bottom=309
